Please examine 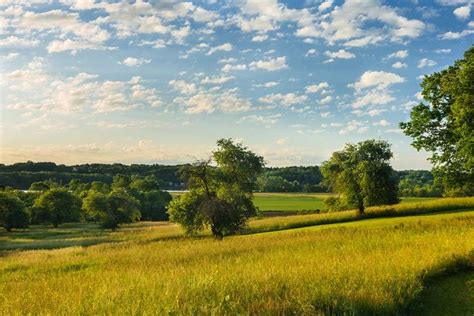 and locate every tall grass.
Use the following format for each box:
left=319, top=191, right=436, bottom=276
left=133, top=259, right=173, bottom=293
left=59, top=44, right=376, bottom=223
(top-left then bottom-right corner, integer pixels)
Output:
left=246, top=197, right=474, bottom=234
left=0, top=211, right=473, bottom=314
